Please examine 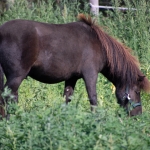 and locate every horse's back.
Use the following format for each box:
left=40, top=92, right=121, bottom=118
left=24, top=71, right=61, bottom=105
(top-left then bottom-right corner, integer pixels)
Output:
left=0, top=19, right=101, bottom=83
